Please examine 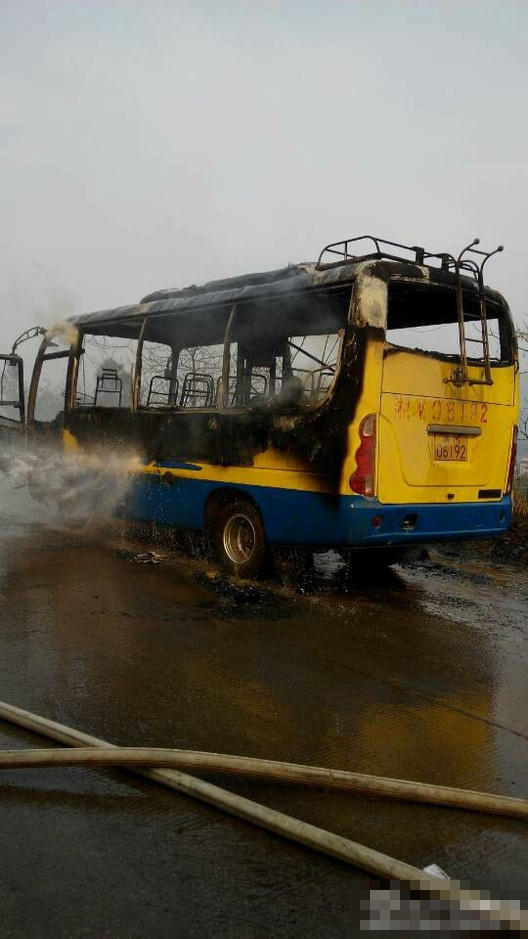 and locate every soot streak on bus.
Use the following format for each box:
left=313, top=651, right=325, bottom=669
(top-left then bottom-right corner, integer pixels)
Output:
left=59, top=263, right=401, bottom=490
left=62, top=329, right=367, bottom=488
